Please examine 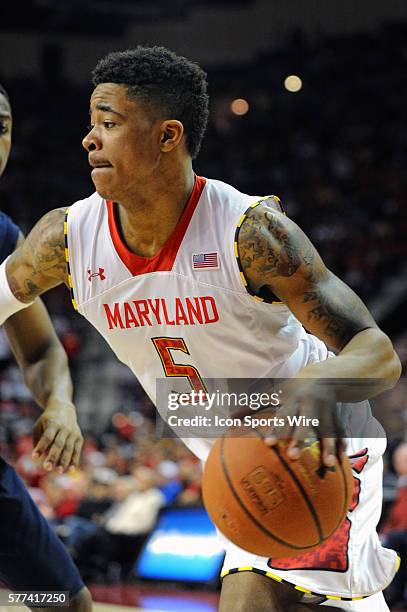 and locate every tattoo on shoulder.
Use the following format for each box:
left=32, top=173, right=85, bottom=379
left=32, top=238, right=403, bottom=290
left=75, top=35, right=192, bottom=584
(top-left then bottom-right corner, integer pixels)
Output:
left=238, top=204, right=375, bottom=350
left=238, top=206, right=310, bottom=279
left=29, top=207, right=67, bottom=270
